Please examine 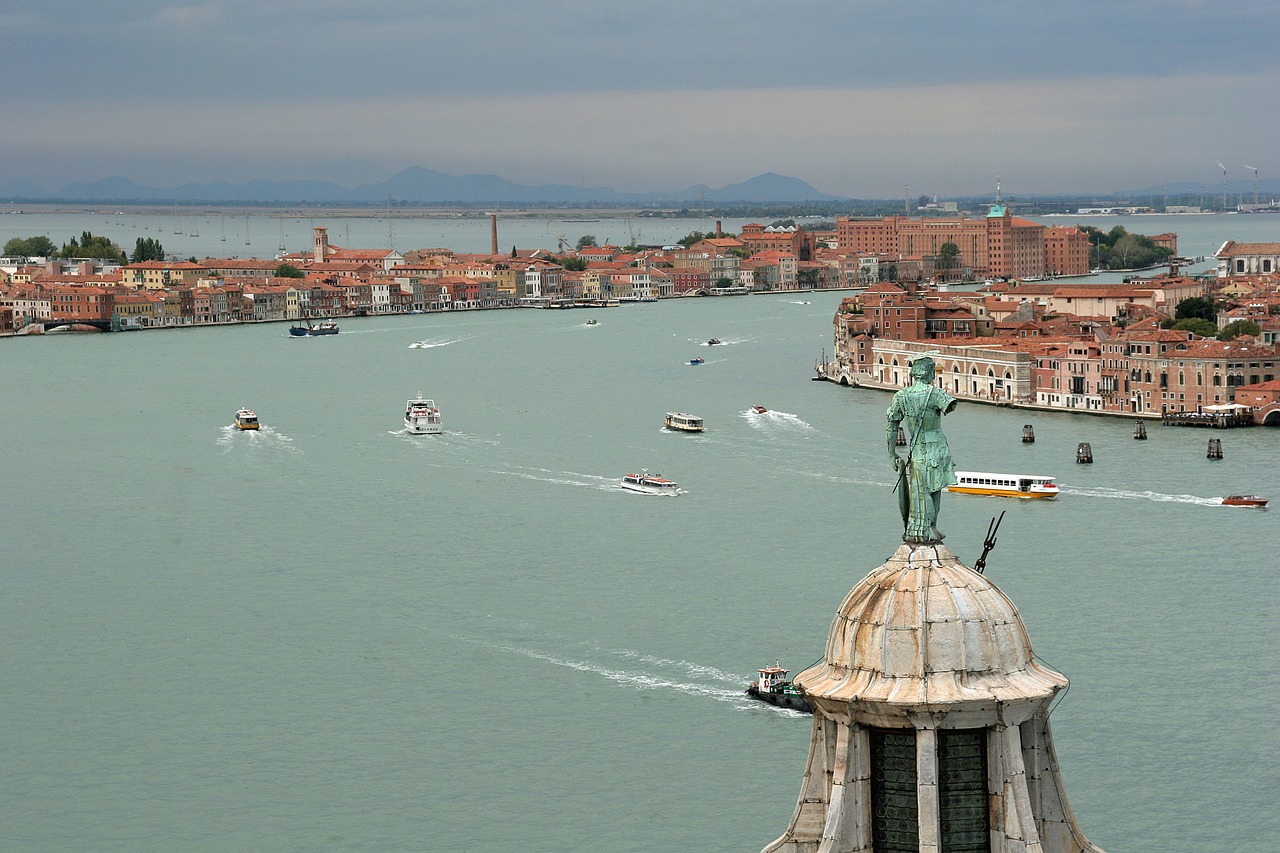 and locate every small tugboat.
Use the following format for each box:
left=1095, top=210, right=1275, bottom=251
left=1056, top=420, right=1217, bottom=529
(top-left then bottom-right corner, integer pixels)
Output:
left=620, top=471, right=682, bottom=496
left=664, top=412, right=705, bottom=433
left=688, top=357, right=705, bottom=365
left=233, top=408, right=260, bottom=430
left=1222, top=494, right=1268, bottom=508
left=404, top=395, right=442, bottom=435
left=706, top=337, right=722, bottom=346
left=749, top=404, right=768, bottom=414
left=289, top=317, right=339, bottom=336
left=746, top=663, right=811, bottom=713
